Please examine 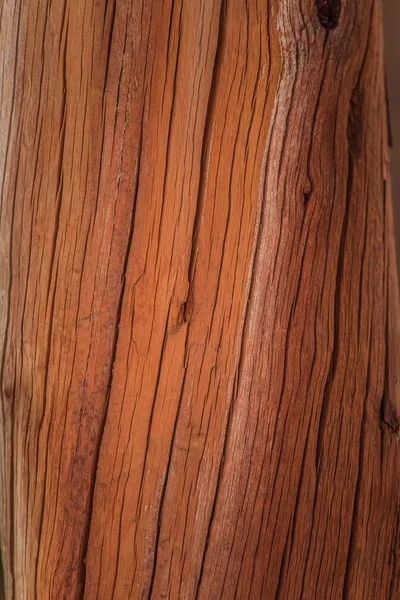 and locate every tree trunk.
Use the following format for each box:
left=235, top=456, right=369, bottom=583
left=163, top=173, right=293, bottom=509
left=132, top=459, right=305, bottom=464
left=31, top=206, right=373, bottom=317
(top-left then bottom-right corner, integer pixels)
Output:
left=1, top=0, right=399, bottom=598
